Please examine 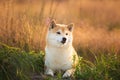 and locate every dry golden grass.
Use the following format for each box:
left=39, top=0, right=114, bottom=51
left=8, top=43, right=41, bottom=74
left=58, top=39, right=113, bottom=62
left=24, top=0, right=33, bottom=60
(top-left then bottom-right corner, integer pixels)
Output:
left=0, top=0, right=120, bottom=53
